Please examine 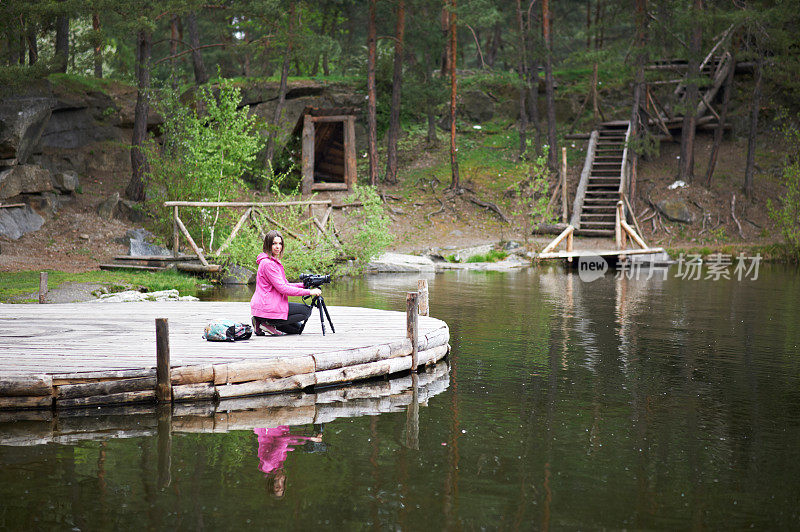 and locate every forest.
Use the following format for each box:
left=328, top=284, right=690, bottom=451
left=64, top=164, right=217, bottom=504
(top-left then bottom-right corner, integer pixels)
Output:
left=2, top=0, right=800, bottom=262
